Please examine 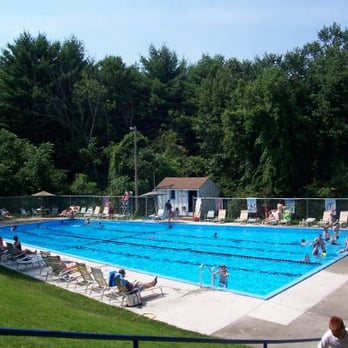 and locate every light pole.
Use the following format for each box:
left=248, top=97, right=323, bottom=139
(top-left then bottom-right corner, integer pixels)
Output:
left=129, top=126, right=138, bottom=213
